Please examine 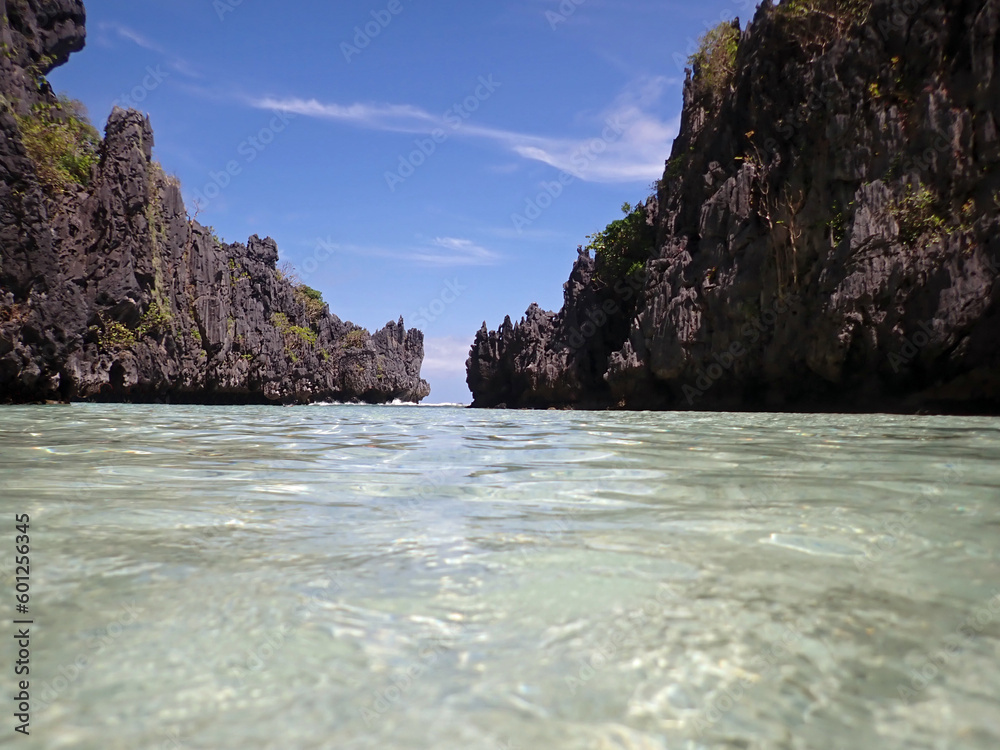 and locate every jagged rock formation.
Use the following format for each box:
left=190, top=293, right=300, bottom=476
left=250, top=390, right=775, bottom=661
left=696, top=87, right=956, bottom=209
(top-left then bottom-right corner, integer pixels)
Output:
left=0, top=0, right=429, bottom=404
left=469, top=0, right=1000, bottom=413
